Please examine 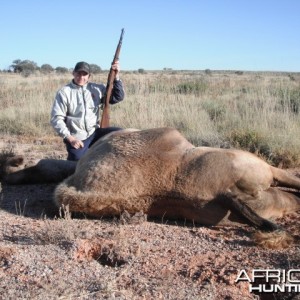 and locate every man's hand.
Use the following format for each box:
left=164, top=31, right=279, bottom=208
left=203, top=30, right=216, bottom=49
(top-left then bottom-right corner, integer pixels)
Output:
left=66, top=136, right=84, bottom=149
left=111, top=61, right=120, bottom=80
